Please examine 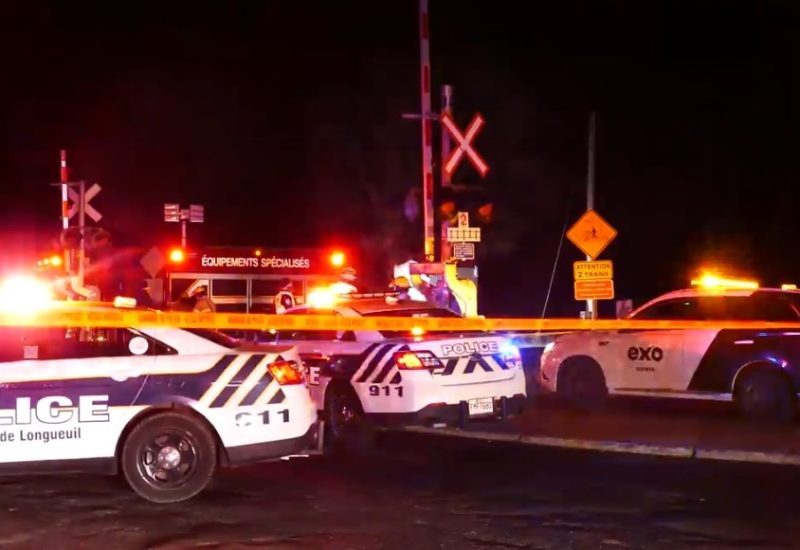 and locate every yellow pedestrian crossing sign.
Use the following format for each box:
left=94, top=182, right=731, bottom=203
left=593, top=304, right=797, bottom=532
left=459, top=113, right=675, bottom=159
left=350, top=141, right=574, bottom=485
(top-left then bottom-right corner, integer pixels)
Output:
left=566, top=209, right=617, bottom=259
